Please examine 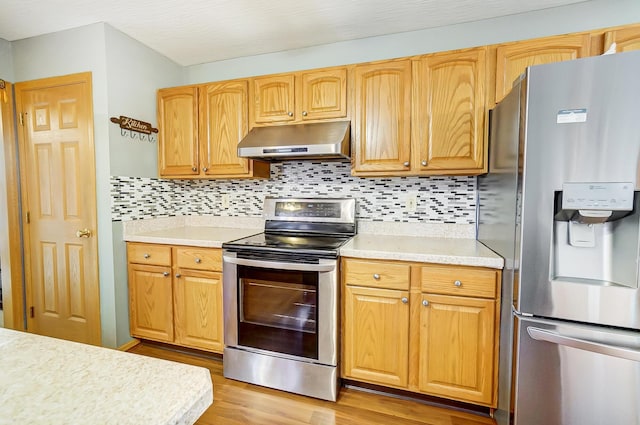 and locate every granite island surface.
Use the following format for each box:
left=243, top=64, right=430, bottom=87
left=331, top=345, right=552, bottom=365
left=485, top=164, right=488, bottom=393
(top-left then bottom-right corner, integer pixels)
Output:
left=0, top=328, right=213, bottom=425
